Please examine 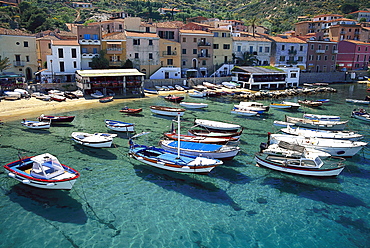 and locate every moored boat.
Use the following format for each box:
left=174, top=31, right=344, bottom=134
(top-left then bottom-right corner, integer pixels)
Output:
left=164, top=95, right=184, bottom=103
left=298, top=100, right=323, bottom=107
left=351, top=109, right=370, bottom=122
left=270, top=101, right=300, bottom=110
left=38, top=114, right=75, bottom=123
left=285, top=115, right=348, bottom=130
left=163, top=132, right=239, bottom=145
left=21, top=119, right=51, bottom=129
left=269, top=133, right=367, bottom=157
left=99, top=96, right=114, bottom=103
left=230, top=108, right=258, bottom=116
left=160, top=140, right=240, bottom=160
left=71, top=132, right=117, bottom=148
left=188, top=91, right=206, bottom=98
left=119, top=107, right=143, bottom=114
left=188, top=128, right=243, bottom=139
left=91, top=90, right=104, bottom=98
left=194, top=119, right=241, bottom=131
left=143, top=88, right=159, bottom=94
left=4, top=153, right=80, bottom=189
left=303, top=113, right=340, bottom=122
left=50, top=94, right=66, bottom=102
left=105, top=119, right=135, bottom=132
left=234, top=101, right=269, bottom=114
left=179, top=102, right=208, bottom=109
left=346, top=99, right=370, bottom=105
left=150, top=106, right=186, bottom=116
